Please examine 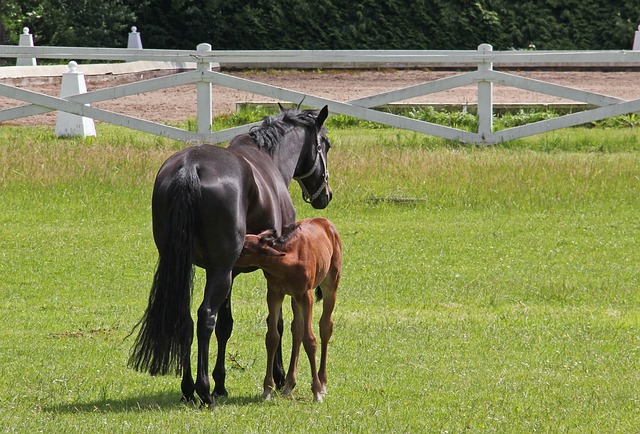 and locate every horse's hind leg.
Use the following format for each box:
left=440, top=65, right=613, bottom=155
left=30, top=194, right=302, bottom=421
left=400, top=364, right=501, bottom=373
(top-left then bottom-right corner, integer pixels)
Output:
left=318, top=284, right=337, bottom=396
left=213, top=291, right=233, bottom=397
left=195, top=269, right=232, bottom=408
left=180, top=315, right=196, bottom=404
